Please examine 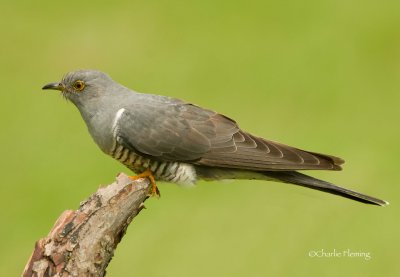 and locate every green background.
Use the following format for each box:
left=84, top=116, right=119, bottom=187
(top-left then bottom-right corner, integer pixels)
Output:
left=1, top=0, right=399, bottom=276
